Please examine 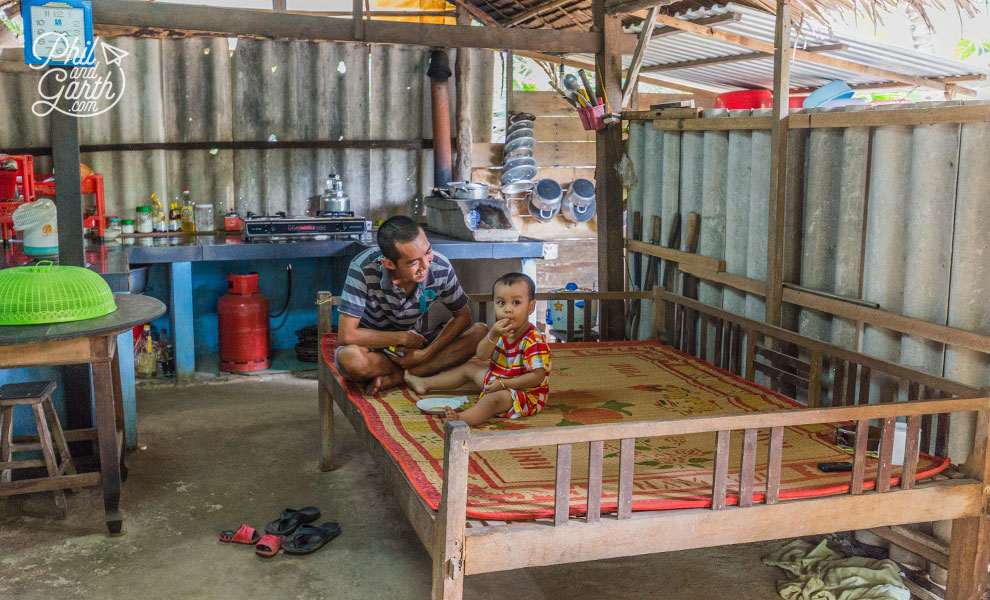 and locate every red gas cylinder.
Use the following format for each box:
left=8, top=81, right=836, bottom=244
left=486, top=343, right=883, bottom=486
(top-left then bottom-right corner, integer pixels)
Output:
left=218, top=273, right=271, bottom=372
